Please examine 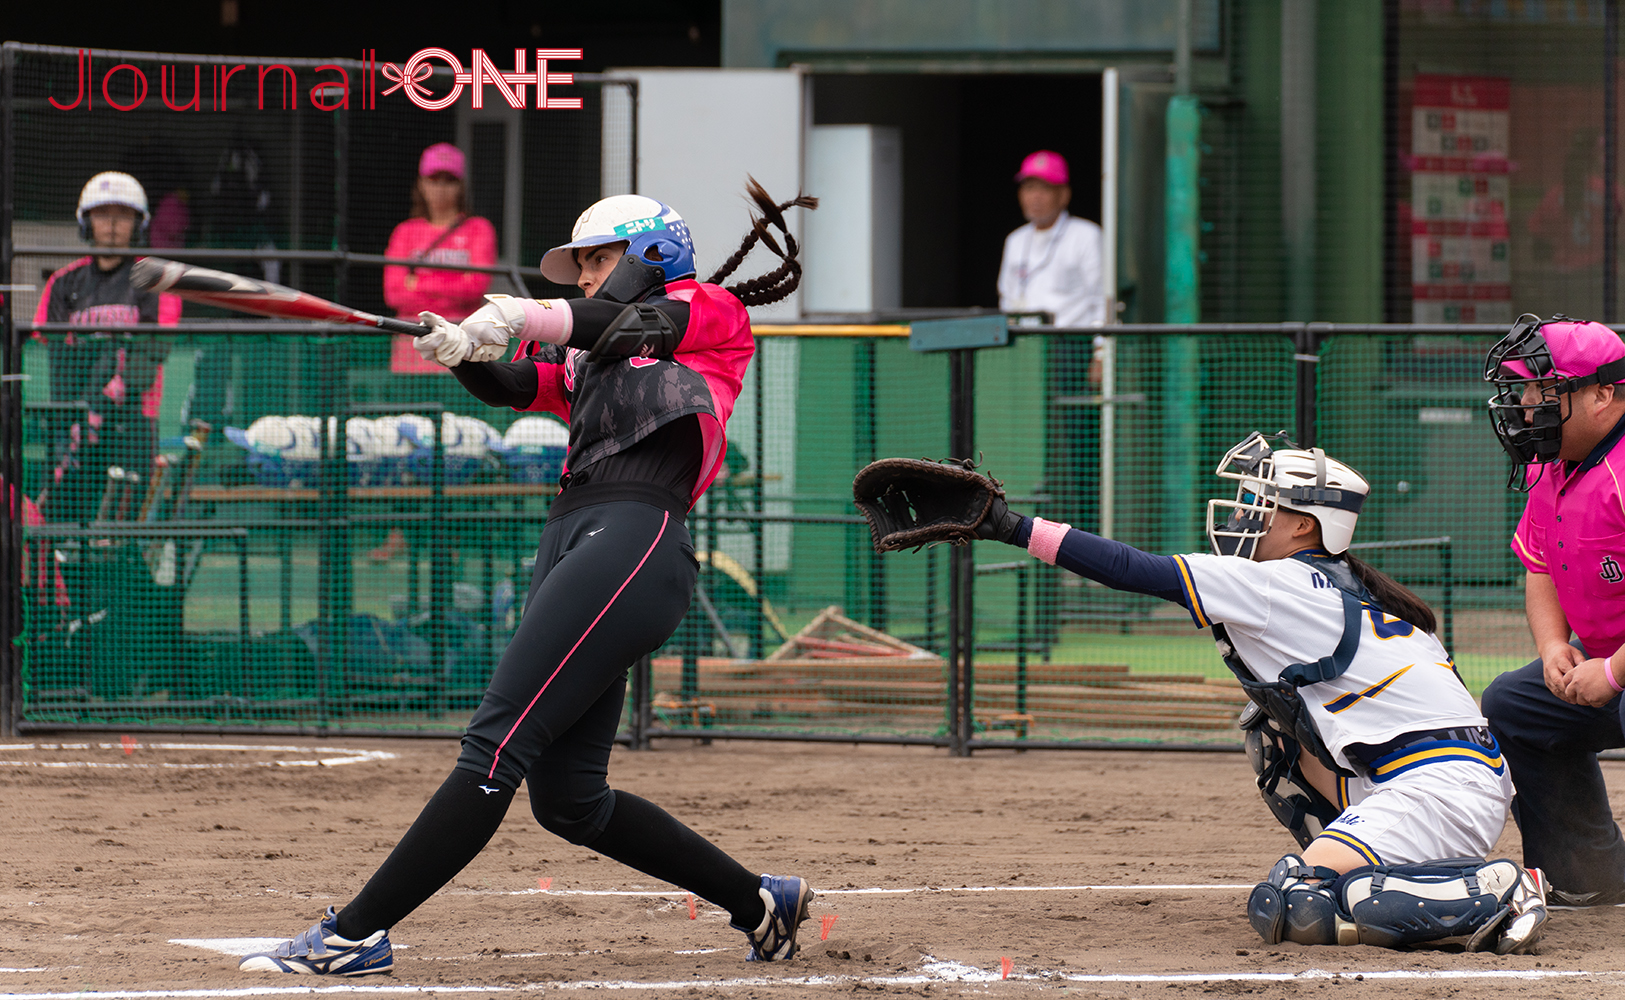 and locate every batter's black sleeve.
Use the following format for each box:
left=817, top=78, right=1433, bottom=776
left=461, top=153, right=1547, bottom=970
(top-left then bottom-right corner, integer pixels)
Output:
left=450, top=358, right=540, bottom=409
left=565, top=297, right=691, bottom=355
